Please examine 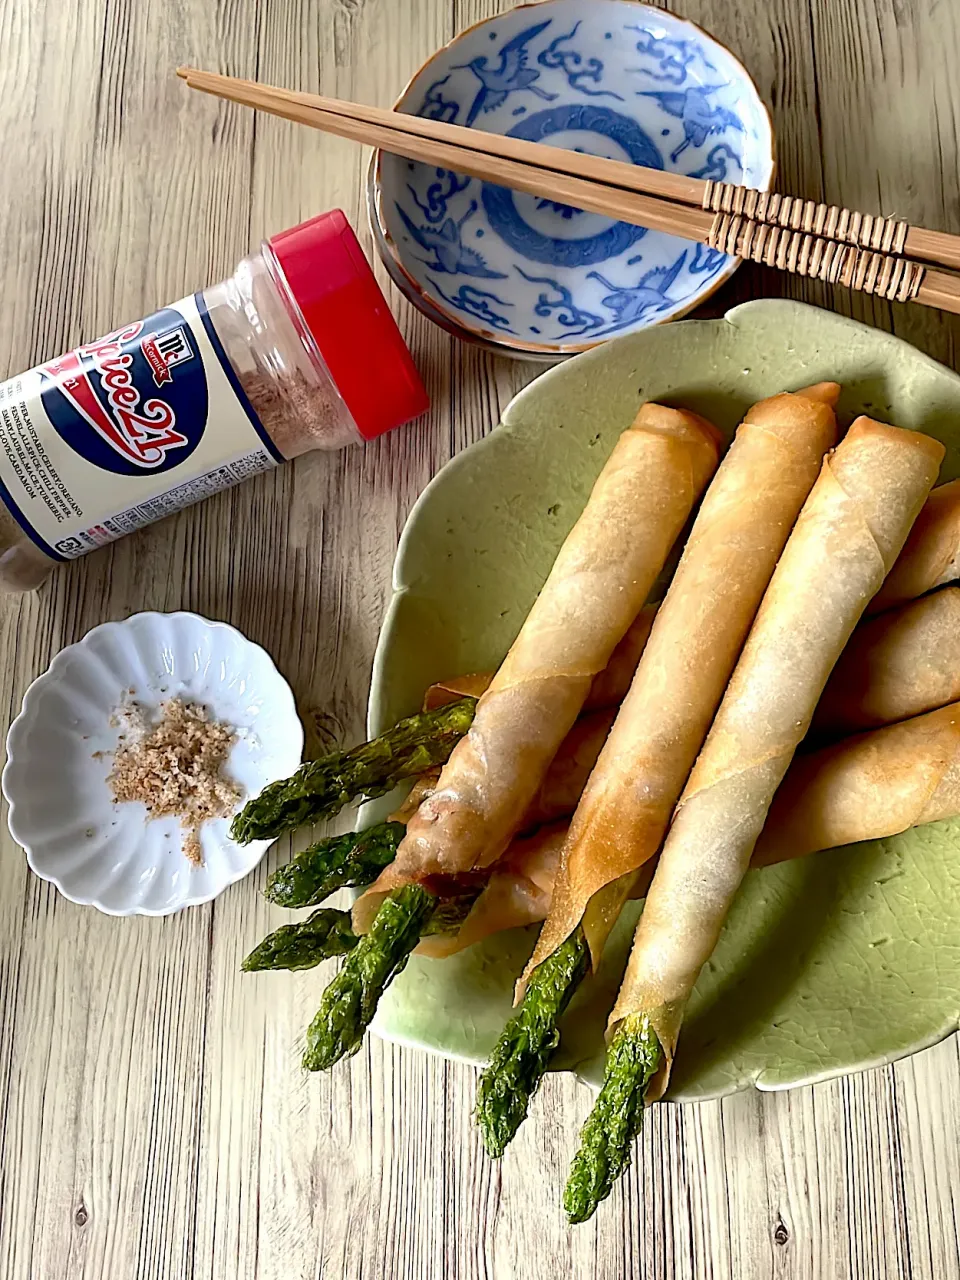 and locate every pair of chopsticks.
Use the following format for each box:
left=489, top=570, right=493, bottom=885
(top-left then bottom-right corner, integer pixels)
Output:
left=177, top=67, right=960, bottom=317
